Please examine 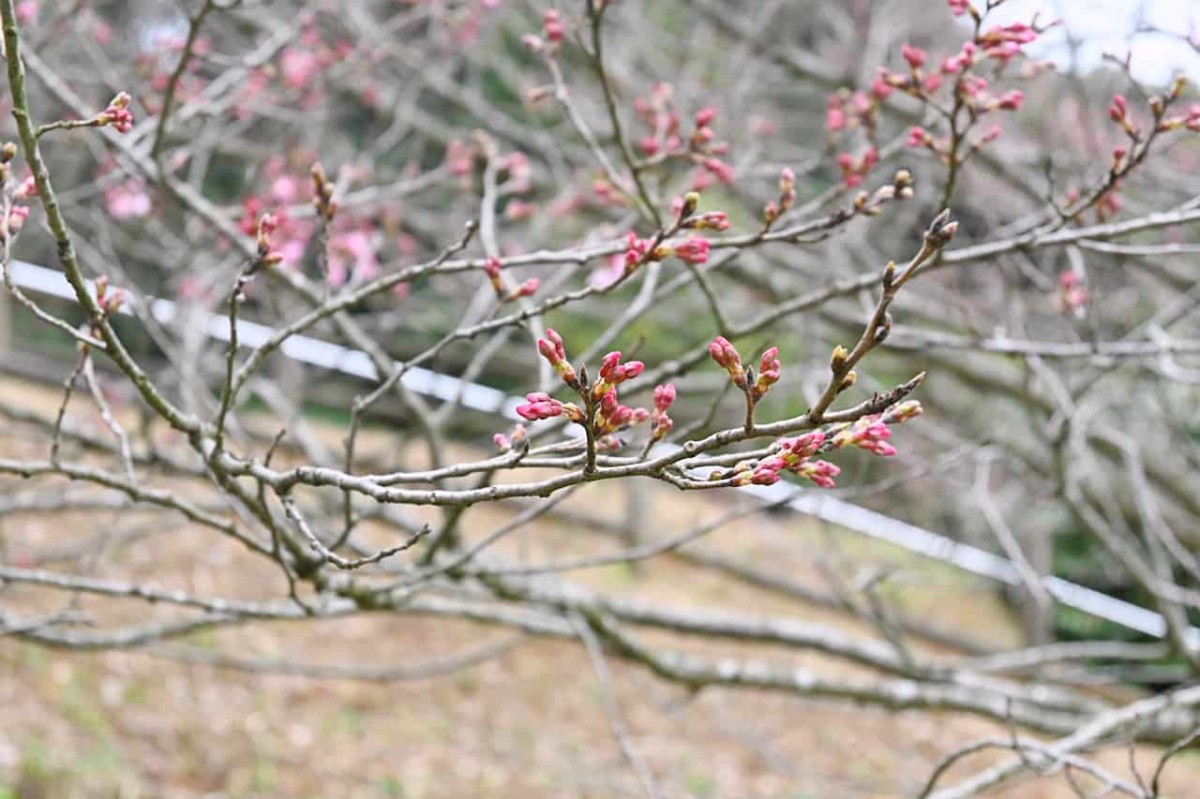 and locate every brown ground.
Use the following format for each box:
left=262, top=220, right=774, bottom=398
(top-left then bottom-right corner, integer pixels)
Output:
left=0, top=374, right=1197, bottom=798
